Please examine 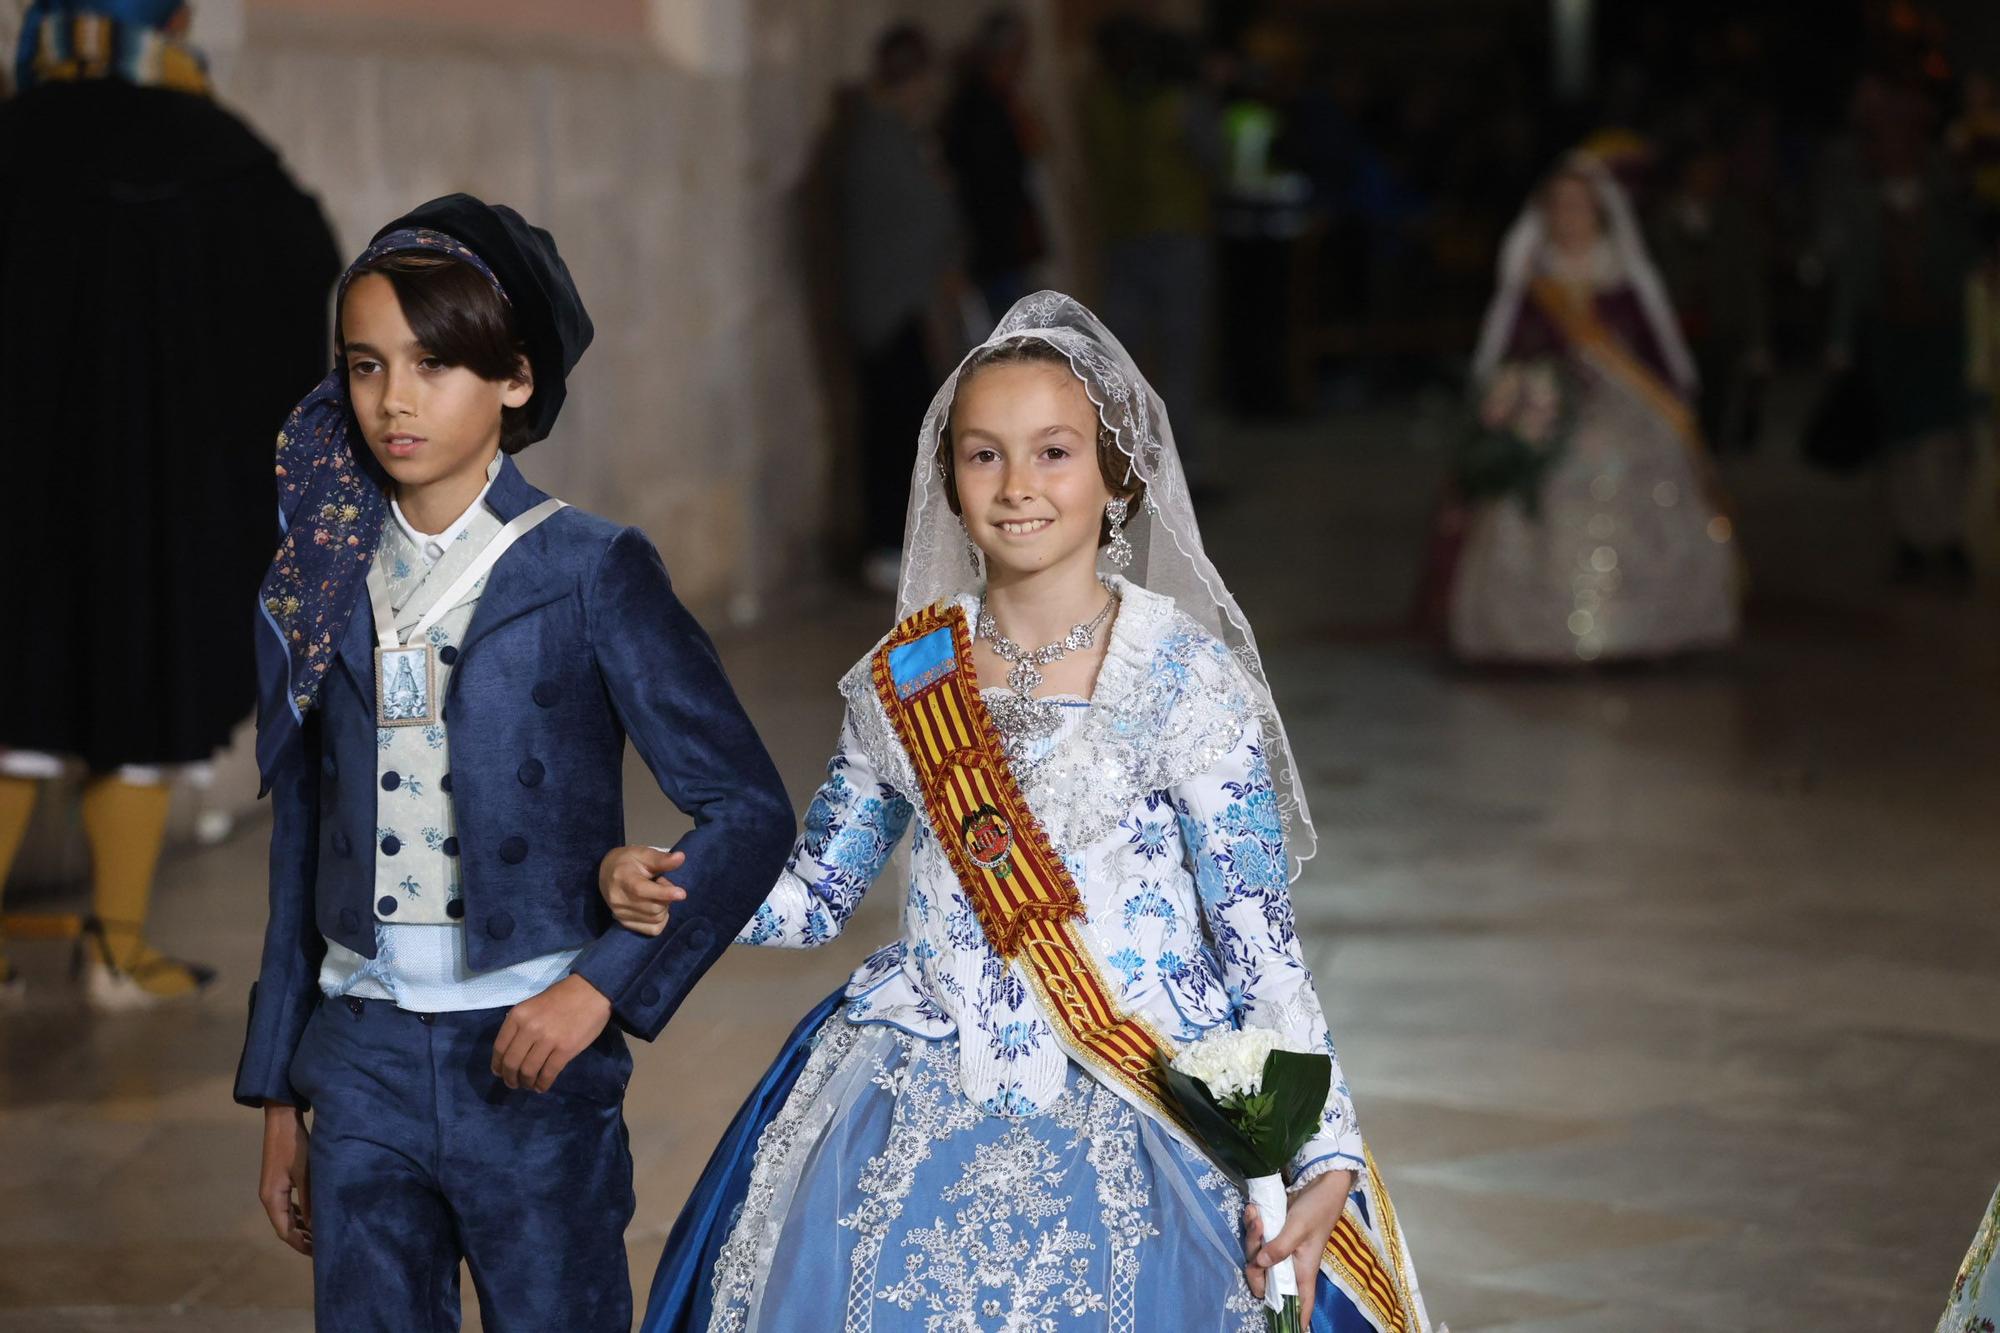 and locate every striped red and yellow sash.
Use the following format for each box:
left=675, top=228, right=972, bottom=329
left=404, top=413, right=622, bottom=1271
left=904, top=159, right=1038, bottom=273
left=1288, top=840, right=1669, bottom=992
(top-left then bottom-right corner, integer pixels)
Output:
left=1528, top=274, right=1697, bottom=442
left=871, top=603, right=1178, bottom=1121
left=874, top=602, right=1421, bottom=1333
